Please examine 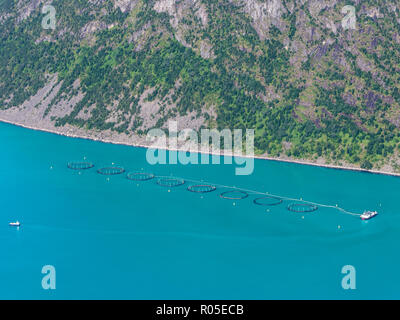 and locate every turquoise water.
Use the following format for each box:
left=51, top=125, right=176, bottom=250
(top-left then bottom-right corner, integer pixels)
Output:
left=1, top=121, right=399, bottom=299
